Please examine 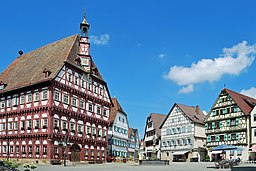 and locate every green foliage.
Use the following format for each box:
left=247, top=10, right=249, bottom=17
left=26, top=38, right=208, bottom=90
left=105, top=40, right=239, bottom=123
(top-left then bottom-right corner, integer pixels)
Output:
left=30, top=164, right=37, bottom=170
left=3, top=159, right=21, bottom=169
left=205, top=155, right=210, bottom=162
left=23, top=163, right=30, bottom=168
left=23, top=163, right=37, bottom=170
